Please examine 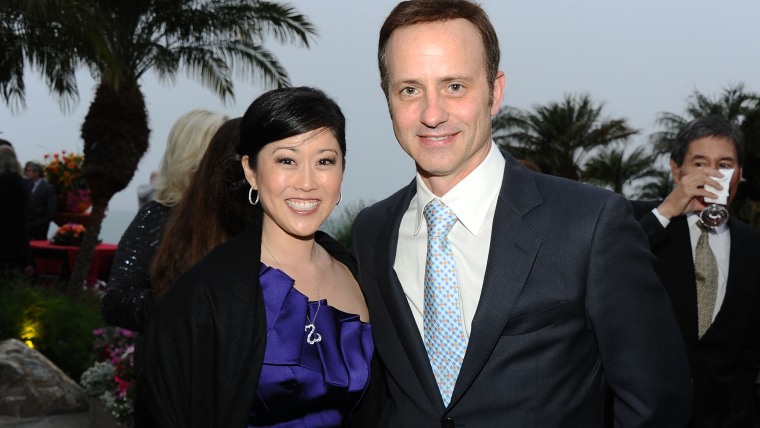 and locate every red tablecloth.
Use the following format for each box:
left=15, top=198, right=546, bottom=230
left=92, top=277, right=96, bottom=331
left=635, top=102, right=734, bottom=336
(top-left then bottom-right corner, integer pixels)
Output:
left=30, top=240, right=118, bottom=285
